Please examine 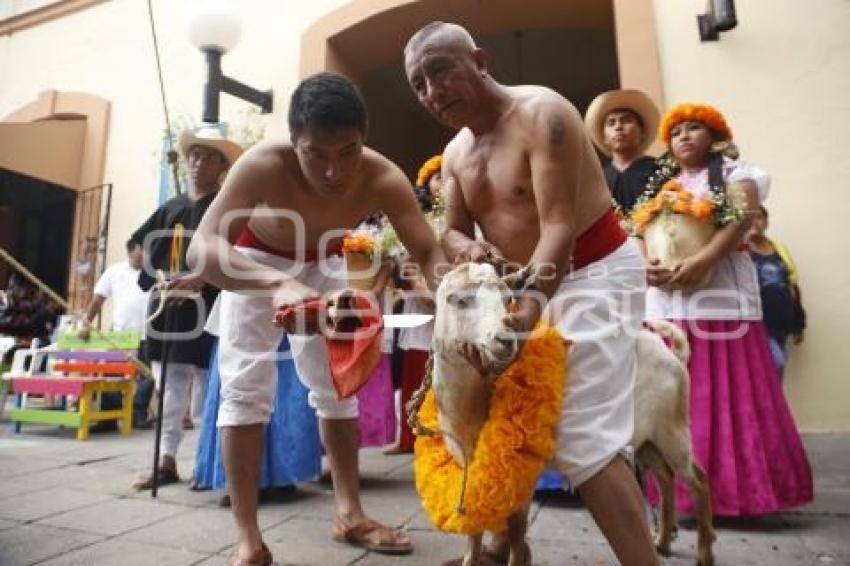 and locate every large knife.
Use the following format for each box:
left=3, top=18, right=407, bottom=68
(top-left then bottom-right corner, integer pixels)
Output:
left=381, top=314, right=434, bottom=328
